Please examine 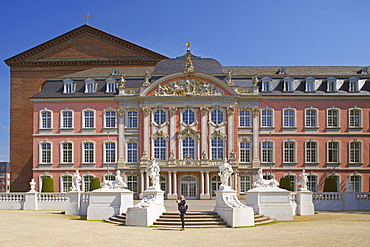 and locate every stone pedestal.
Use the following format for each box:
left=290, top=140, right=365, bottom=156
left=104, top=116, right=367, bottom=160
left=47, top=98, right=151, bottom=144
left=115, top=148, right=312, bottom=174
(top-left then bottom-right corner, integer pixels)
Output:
left=200, top=193, right=211, bottom=200
left=66, top=191, right=81, bottom=215
left=126, top=187, right=166, bottom=227
left=214, top=187, right=255, bottom=227
left=23, top=192, right=38, bottom=210
left=87, top=189, right=133, bottom=220
left=246, top=187, right=293, bottom=221
left=296, top=191, right=314, bottom=215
